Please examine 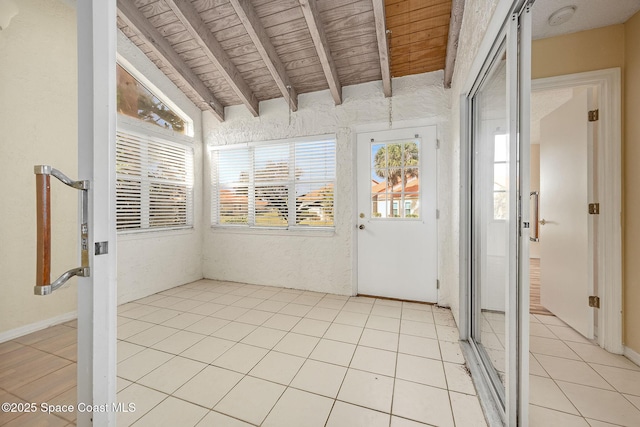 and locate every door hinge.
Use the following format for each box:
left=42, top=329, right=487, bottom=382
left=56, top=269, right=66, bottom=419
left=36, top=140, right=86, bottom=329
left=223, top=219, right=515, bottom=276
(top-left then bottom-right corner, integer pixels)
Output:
left=436, top=139, right=440, bottom=149
left=588, top=203, right=600, bottom=215
left=436, top=209, right=440, bottom=219
left=589, top=295, right=600, bottom=308
left=588, top=109, right=599, bottom=122
left=437, top=279, right=440, bottom=289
